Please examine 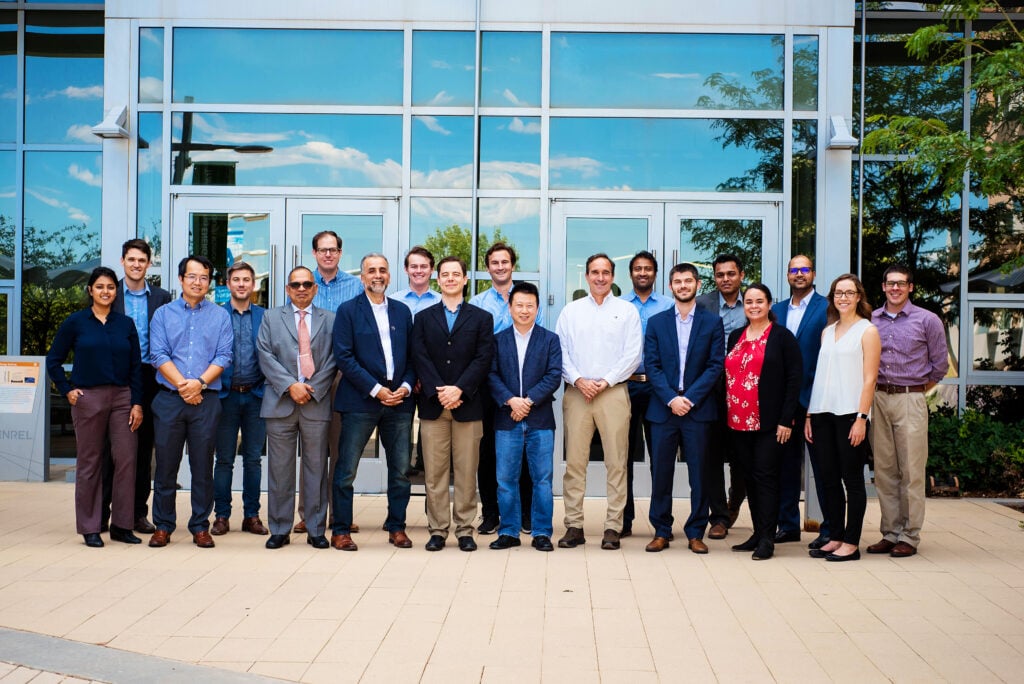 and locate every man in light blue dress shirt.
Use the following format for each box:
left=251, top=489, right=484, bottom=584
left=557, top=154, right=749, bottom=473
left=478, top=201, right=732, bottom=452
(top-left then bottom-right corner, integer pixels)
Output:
left=391, top=245, right=441, bottom=317
left=311, top=230, right=363, bottom=313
